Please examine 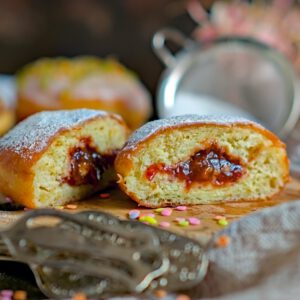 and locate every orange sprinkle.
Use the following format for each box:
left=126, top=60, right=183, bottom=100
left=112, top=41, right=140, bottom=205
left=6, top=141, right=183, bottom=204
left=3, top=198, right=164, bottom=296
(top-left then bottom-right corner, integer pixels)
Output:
left=13, top=290, right=27, bottom=300
left=99, top=193, right=110, bottom=199
left=213, top=215, right=224, bottom=220
left=215, top=235, right=231, bottom=248
left=65, top=204, right=78, bottom=210
left=175, top=294, right=190, bottom=300
left=154, top=289, right=167, bottom=298
left=72, top=293, right=87, bottom=300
